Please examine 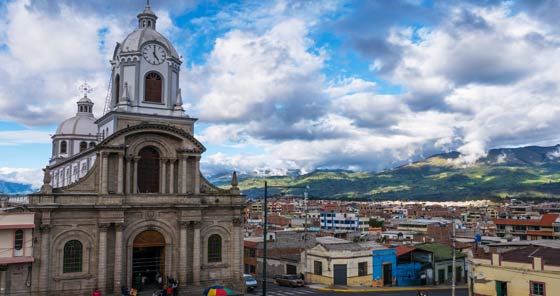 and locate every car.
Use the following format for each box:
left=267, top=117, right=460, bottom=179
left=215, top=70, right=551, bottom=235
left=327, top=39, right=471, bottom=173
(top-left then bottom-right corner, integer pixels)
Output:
left=244, top=274, right=258, bottom=291
left=274, top=274, right=305, bottom=287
